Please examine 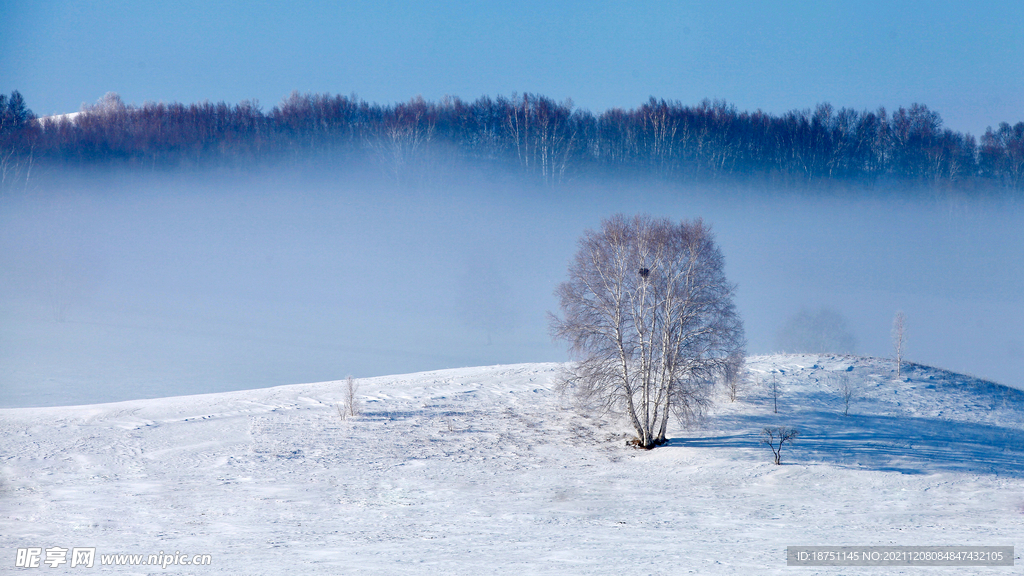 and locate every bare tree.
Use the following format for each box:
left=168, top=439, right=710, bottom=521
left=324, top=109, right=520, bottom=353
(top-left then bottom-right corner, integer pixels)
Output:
left=761, top=427, right=798, bottom=465
left=839, top=375, right=853, bottom=416
left=342, top=375, right=359, bottom=418
left=551, top=214, right=744, bottom=449
left=770, top=374, right=780, bottom=413
left=368, top=96, right=436, bottom=184
left=825, top=372, right=854, bottom=415
left=724, top=351, right=745, bottom=402
left=892, top=311, right=907, bottom=380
